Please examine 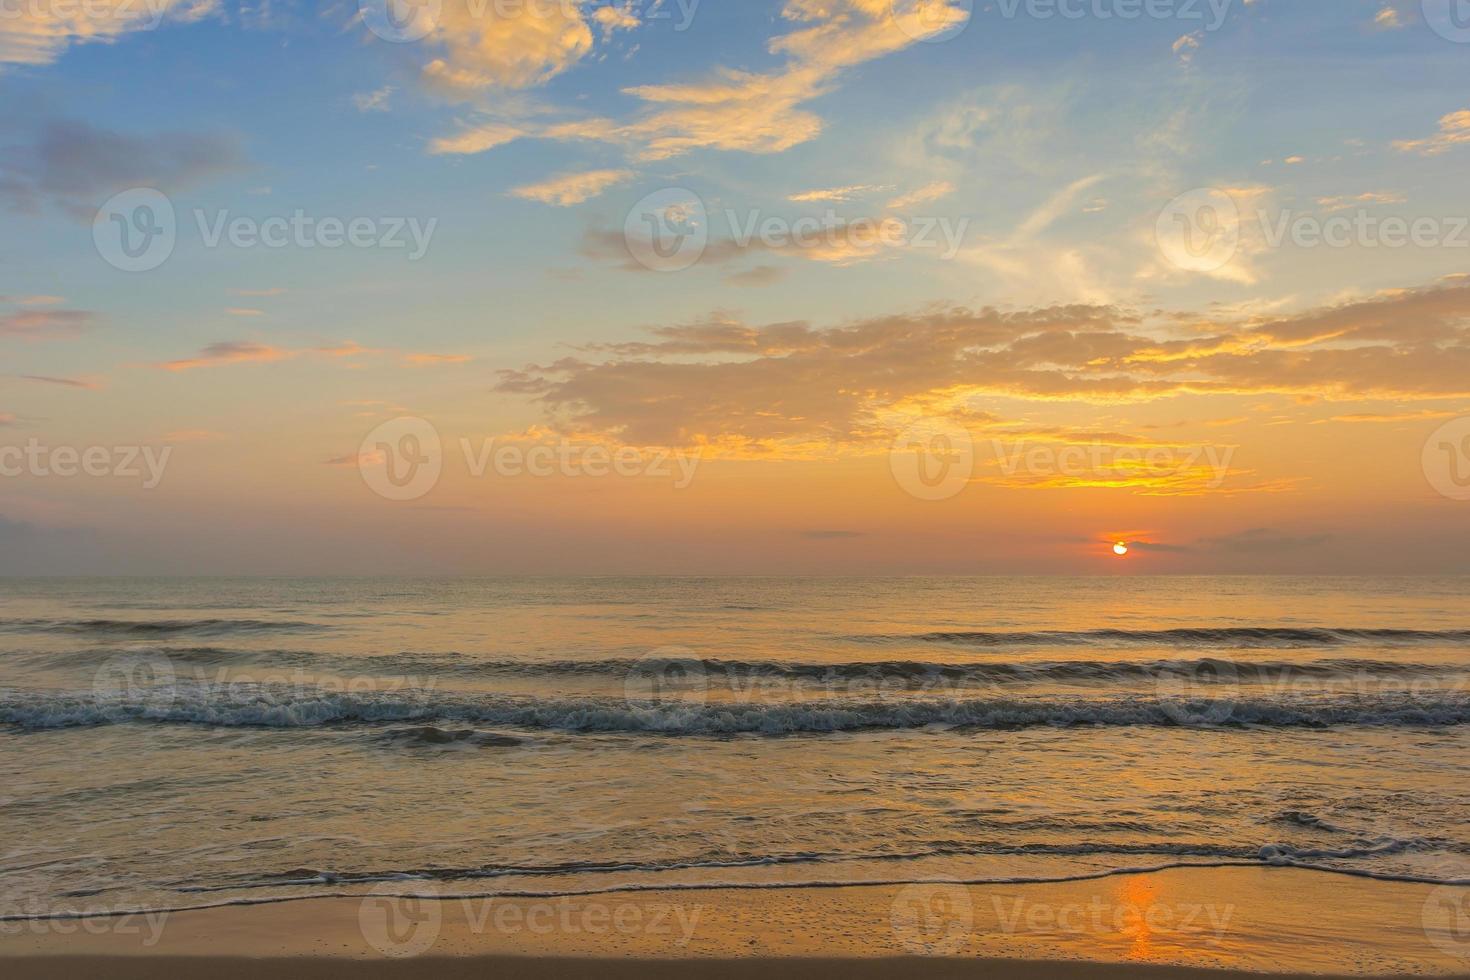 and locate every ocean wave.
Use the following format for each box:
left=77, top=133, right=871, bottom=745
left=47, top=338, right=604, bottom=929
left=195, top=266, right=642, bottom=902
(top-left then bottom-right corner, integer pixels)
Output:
left=26, top=648, right=1461, bottom=686
left=862, top=627, right=1470, bottom=648
left=4, top=686, right=1470, bottom=733
left=0, top=618, right=329, bottom=637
